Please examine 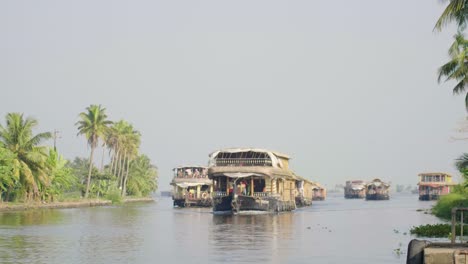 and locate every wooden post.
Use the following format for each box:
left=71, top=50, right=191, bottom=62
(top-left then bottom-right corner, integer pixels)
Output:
left=251, top=177, right=254, bottom=196
left=226, top=179, right=229, bottom=195
left=452, top=207, right=457, bottom=243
